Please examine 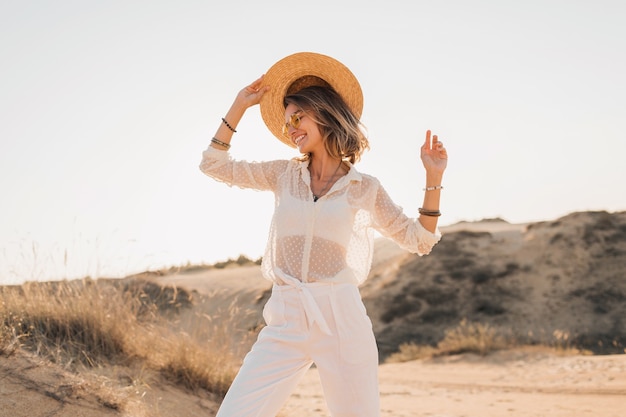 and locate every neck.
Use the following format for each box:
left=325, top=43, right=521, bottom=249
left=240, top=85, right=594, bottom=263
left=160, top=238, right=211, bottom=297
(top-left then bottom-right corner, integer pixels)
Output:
left=309, top=154, right=343, bottom=181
